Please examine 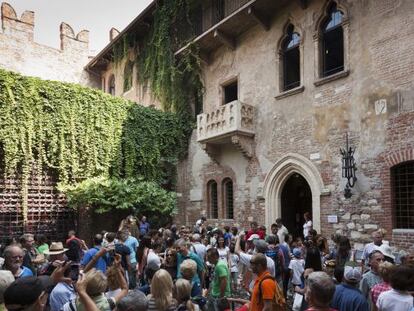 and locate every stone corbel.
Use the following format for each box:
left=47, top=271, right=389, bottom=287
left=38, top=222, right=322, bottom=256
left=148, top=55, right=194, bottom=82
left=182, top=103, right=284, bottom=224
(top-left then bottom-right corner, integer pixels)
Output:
left=231, top=135, right=254, bottom=159
left=201, top=143, right=219, bottom=163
